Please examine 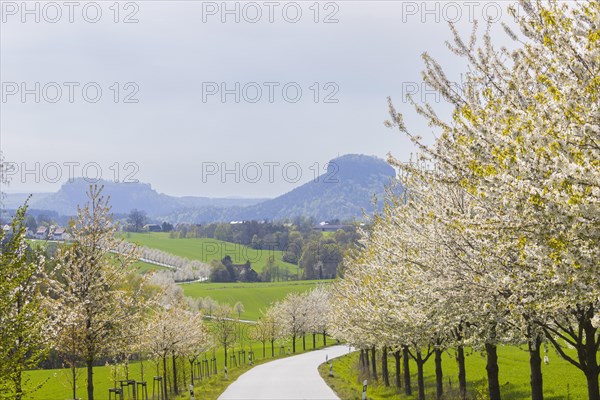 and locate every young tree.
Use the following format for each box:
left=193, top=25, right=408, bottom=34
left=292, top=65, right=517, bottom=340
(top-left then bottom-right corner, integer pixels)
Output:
left=234, top=301, right=245, bottom=321
left=201, top=297, right=218, bottom=318
left=212, top=305, right=237, bottom=368
left=53, top=311, right=85, bottom=400
left=304, top=286, right=331, bottom=348
left=273, top=293, right=309, bottom=354
left=183, top=316, right=213, bottom=383
left=251, top=310, right=282, bottom=358
left=106, top=272, right=156, bottom=382
left=0, top=204, right=50, bottom=400
left=50, top=186, right=140, bottom=400
left=144, top=306, right=186, bottom=397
